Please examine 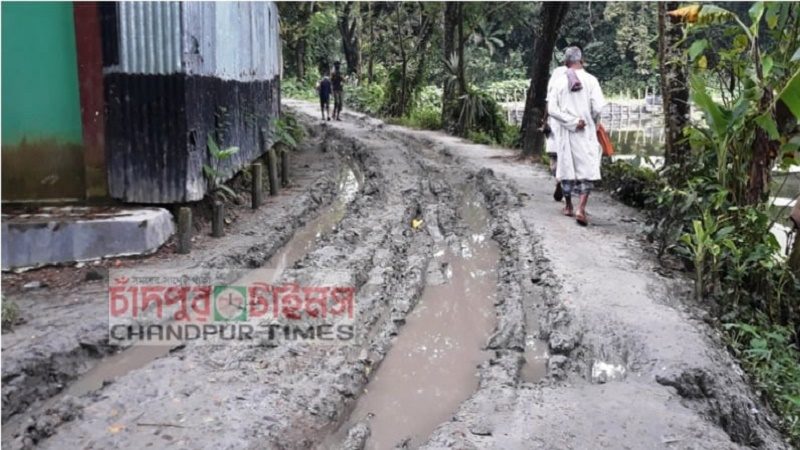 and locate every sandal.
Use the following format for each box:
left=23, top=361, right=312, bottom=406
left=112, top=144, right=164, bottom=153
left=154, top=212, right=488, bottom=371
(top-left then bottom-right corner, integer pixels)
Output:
left=553, top=183, right=563, bottom=202
left=575, top=212, right=588, bottom=226
left=562, top=206, right=574, bottom=217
